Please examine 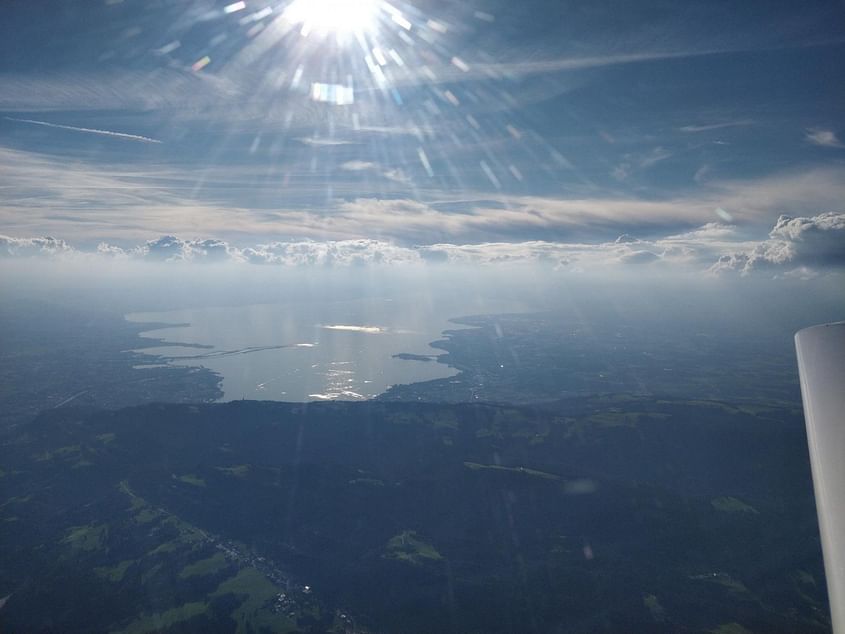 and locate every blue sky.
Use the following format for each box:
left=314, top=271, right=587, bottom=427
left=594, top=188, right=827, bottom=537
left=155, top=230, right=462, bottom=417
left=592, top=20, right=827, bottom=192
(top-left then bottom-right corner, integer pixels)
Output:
left=0, top=0, right=843, bottom=273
